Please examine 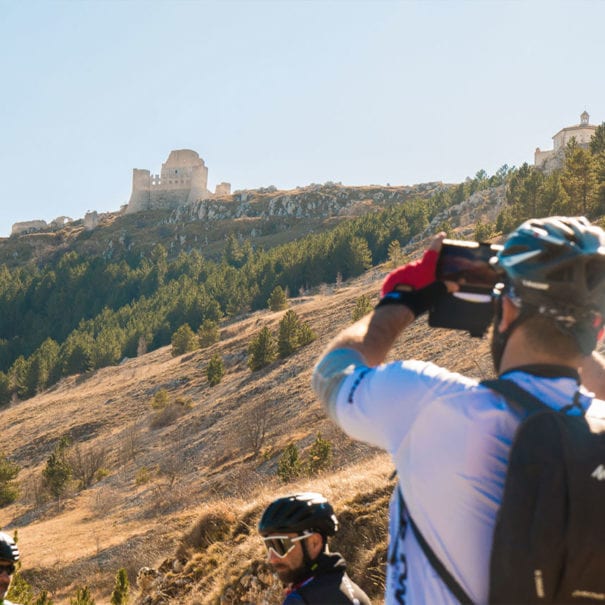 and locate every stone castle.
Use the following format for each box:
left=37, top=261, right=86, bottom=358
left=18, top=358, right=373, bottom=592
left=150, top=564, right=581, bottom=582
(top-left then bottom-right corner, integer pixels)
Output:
left=126, top=149, right=230, bottom=214
left=534, top=111, right=598, bottom=172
